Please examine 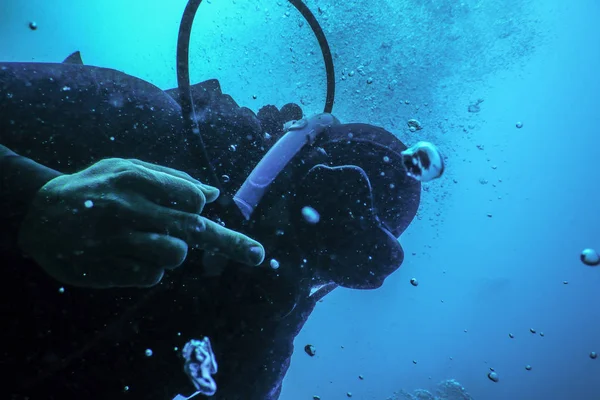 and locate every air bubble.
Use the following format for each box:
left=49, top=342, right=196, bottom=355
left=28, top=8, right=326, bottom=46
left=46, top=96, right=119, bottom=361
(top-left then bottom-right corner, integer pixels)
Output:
left=487, top=371, right=499, bottom=382
left=304, top=344, right=316, bottom=356
left=581, top=248, right=600, bottom=266
left=401, top=141, right=444, bottom=182
left=407, top=119, right=422, bottom=131
left=301, top=206, right=320, bottom=224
